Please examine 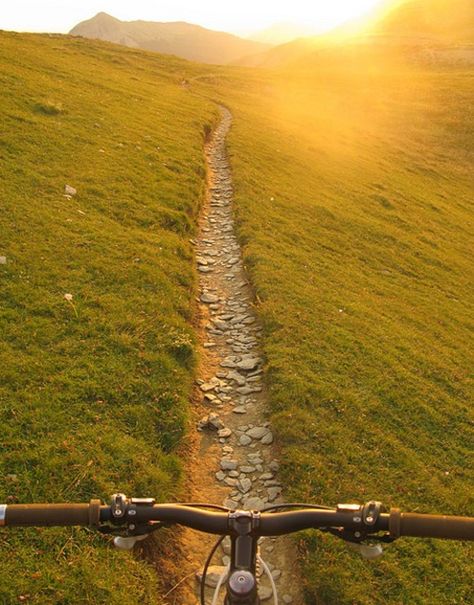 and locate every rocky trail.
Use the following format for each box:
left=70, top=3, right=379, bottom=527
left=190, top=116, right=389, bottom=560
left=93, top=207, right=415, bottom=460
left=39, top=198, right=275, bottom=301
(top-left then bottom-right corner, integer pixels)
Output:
left=179, top=107, right=303, bottom=604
